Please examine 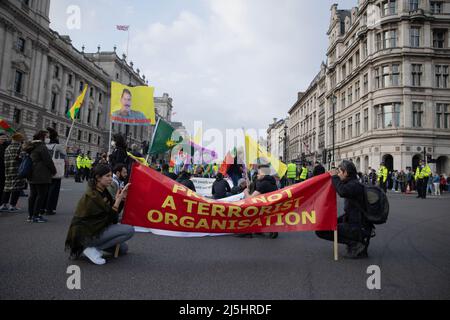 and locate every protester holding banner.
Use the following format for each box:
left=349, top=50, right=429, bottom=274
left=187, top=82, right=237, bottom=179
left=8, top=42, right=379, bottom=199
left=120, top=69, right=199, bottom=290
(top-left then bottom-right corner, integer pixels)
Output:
left=212, top=173, right=231, bottom=200
left=242, top=165, right=279, bottom=239
left=65, top=164, right=134, bottom=265
left=316, top=160, right=373, bottom=259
